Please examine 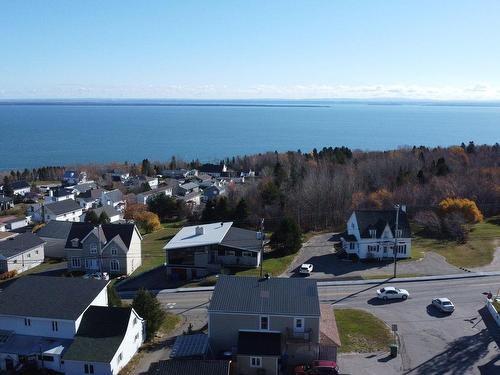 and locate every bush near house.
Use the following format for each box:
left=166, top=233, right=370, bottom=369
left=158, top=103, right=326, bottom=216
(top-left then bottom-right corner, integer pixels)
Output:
left=0, top=270, right=17, bottom=281
left=132, top=289, right=166, bottom=340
